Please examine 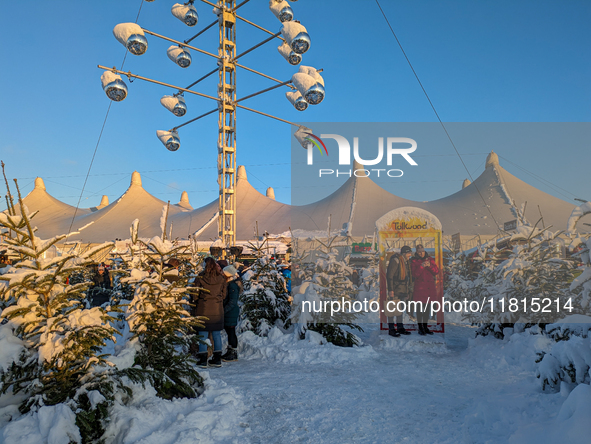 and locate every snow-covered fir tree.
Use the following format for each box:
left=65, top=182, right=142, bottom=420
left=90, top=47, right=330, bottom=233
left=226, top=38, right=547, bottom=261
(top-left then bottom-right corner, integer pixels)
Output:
left=445, top=225, right=578, bottom=338
left=122, top=205, right=207, bottom=400
left=239, top=240, right=291, bottom=336
left=291, top=237, right=363, bottom=347
left=0, top=179, right=122, bottom=442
